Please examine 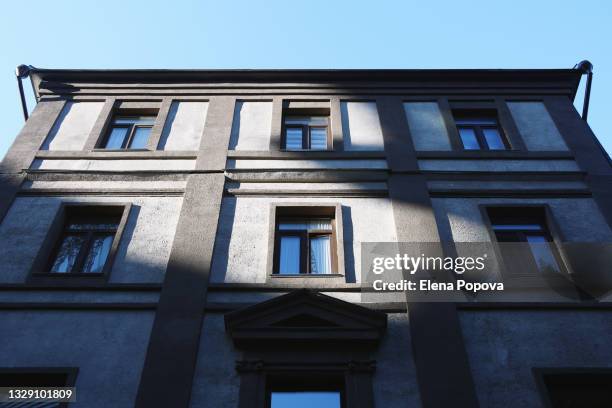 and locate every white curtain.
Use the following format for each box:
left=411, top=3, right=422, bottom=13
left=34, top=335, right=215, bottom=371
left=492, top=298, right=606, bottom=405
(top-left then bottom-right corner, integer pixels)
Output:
left=310, top=235, right=331, bottom=274
left=279, top=236, right=301, bottom=274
